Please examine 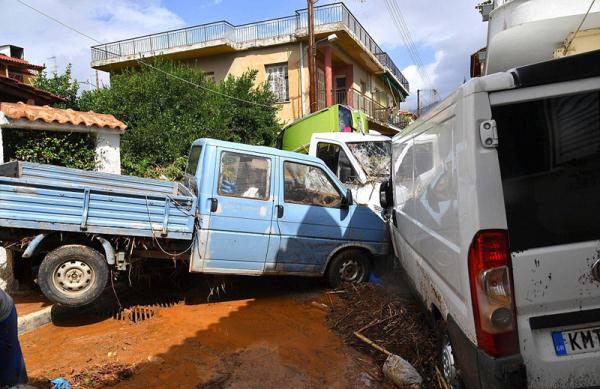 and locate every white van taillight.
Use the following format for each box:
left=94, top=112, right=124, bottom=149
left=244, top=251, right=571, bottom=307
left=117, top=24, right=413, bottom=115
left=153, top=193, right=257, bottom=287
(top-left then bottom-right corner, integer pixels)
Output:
left=468, top=230, right=519, bottom=357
